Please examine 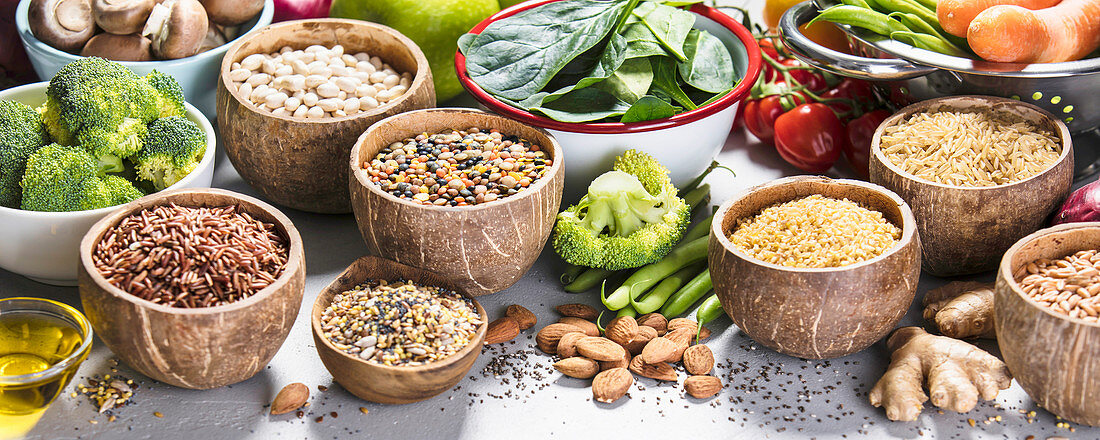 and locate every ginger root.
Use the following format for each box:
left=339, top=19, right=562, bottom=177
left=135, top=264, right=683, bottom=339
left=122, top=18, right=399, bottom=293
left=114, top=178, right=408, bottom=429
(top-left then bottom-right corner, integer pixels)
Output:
left=869, top=327, right=1011, bottom=422
left=922, top=281, right=996, bottom=339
